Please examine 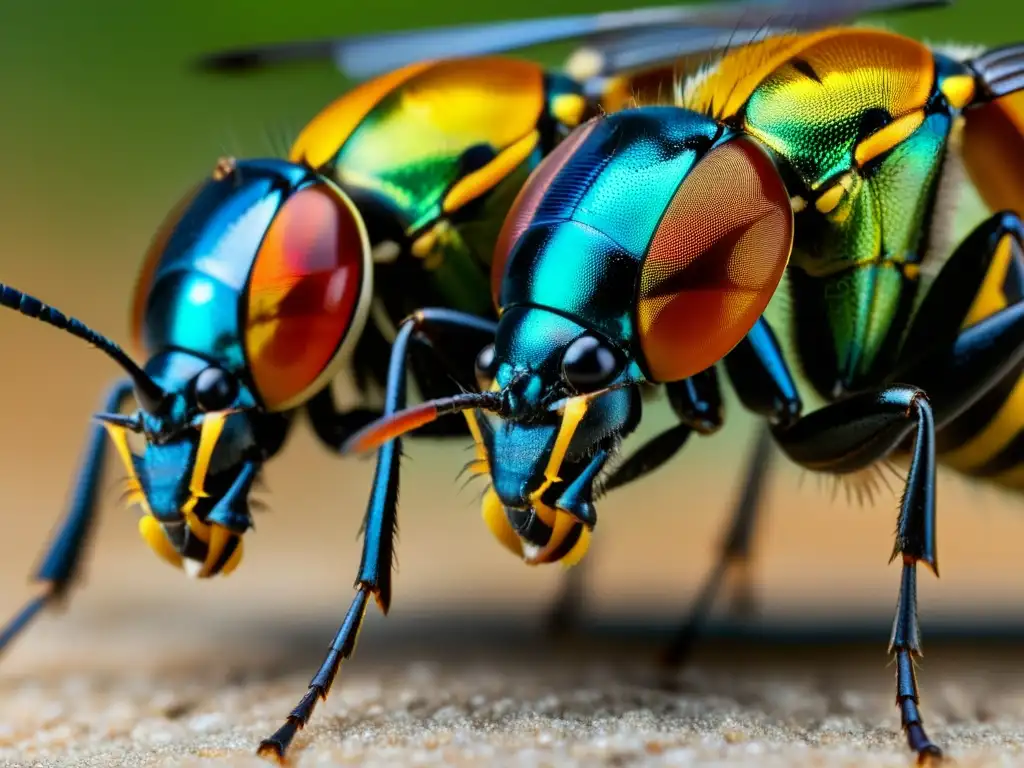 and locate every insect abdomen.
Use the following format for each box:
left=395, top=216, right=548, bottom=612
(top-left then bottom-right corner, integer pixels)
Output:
left=935, top=231, right=1024, bottom=489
